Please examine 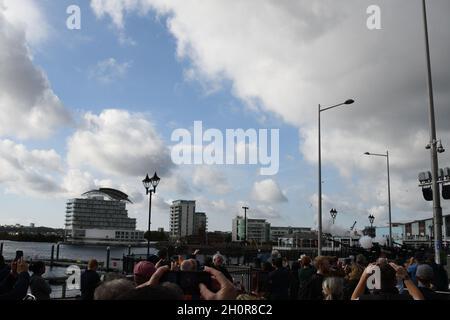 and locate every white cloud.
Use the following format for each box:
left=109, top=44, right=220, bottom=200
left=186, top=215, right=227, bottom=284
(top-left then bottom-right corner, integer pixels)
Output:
left=0, top=5, right=71, bottom=140
left=89, top=58, right=132, bottom=83
left=94, top=0, right=450, bottom=220
left=67, top=109, right=173, bottom=177
left=0, top=139, right=64, bottom=196
left=251, top=179, right=287, bottom=203
left=2, top=0, right=49, bottom=46
left=192, top=166, right=231, bottom=195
